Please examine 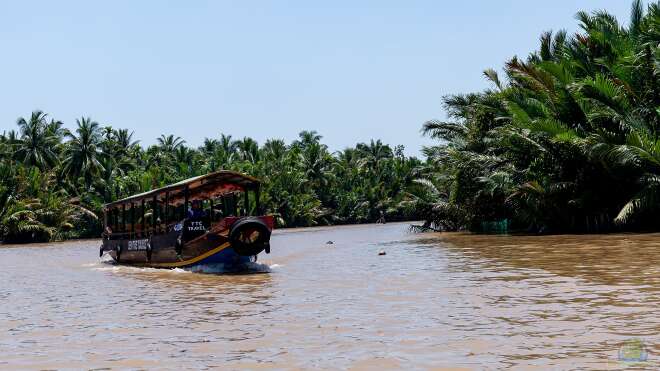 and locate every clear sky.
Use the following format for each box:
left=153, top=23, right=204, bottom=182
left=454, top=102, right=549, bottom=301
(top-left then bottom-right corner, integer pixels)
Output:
left=0, top=1, right=632, bottom=156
